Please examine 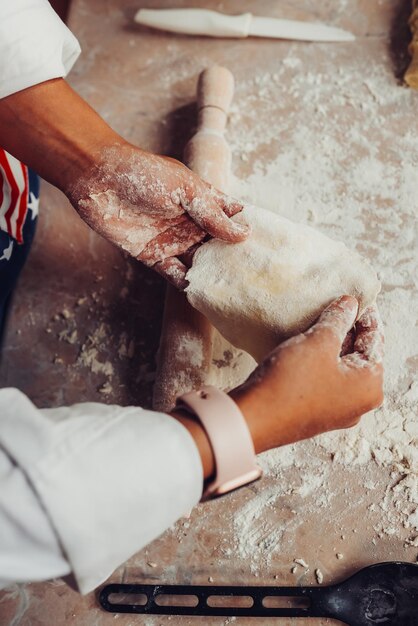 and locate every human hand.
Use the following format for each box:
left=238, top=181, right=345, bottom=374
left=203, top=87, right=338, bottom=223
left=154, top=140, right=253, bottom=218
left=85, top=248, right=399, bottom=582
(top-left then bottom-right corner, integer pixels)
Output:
left=0, top=78, right=247, bottom=289
left=231, top=296, right=384, bottom=455
left=68, top=143, right=248, bottom=288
